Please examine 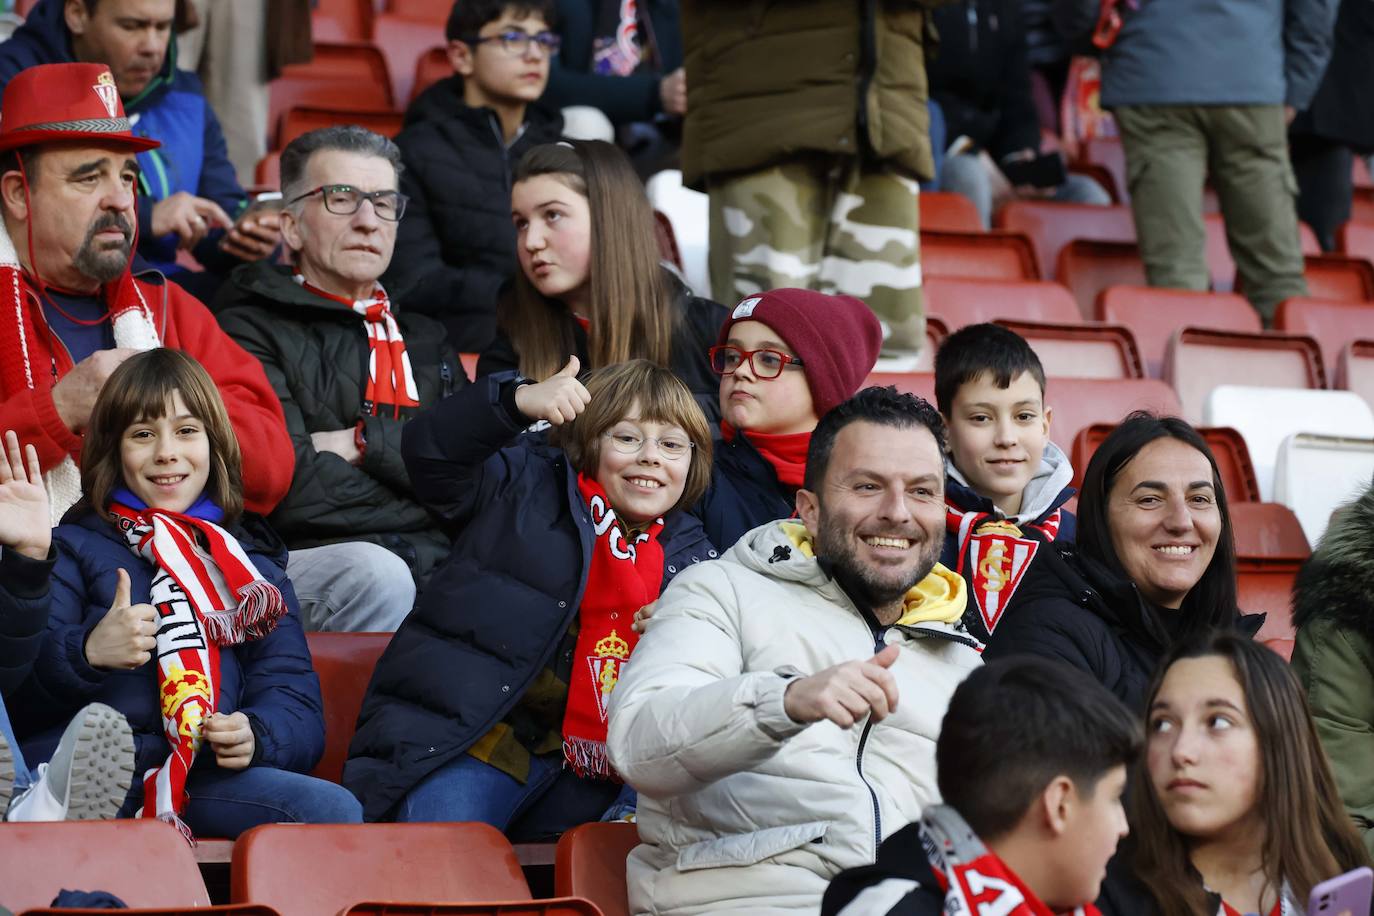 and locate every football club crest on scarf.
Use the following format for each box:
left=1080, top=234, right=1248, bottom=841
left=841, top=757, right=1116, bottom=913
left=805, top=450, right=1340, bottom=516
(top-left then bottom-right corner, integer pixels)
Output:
left=954, top=515, right=1039, bottom=636
left=587, top=628, right=630, bottom=723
